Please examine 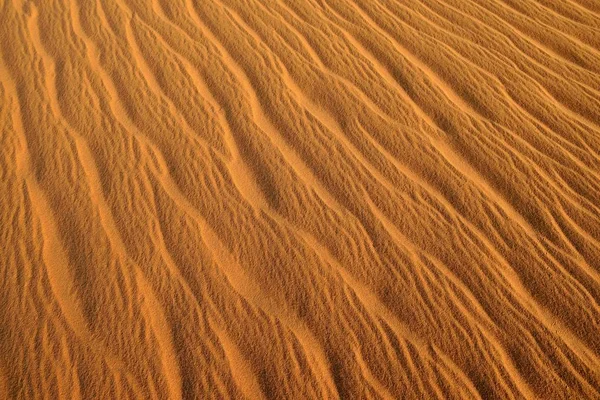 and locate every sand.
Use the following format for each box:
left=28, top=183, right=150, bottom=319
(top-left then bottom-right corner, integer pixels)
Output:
left=1, top=0, right=600, bottom=398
